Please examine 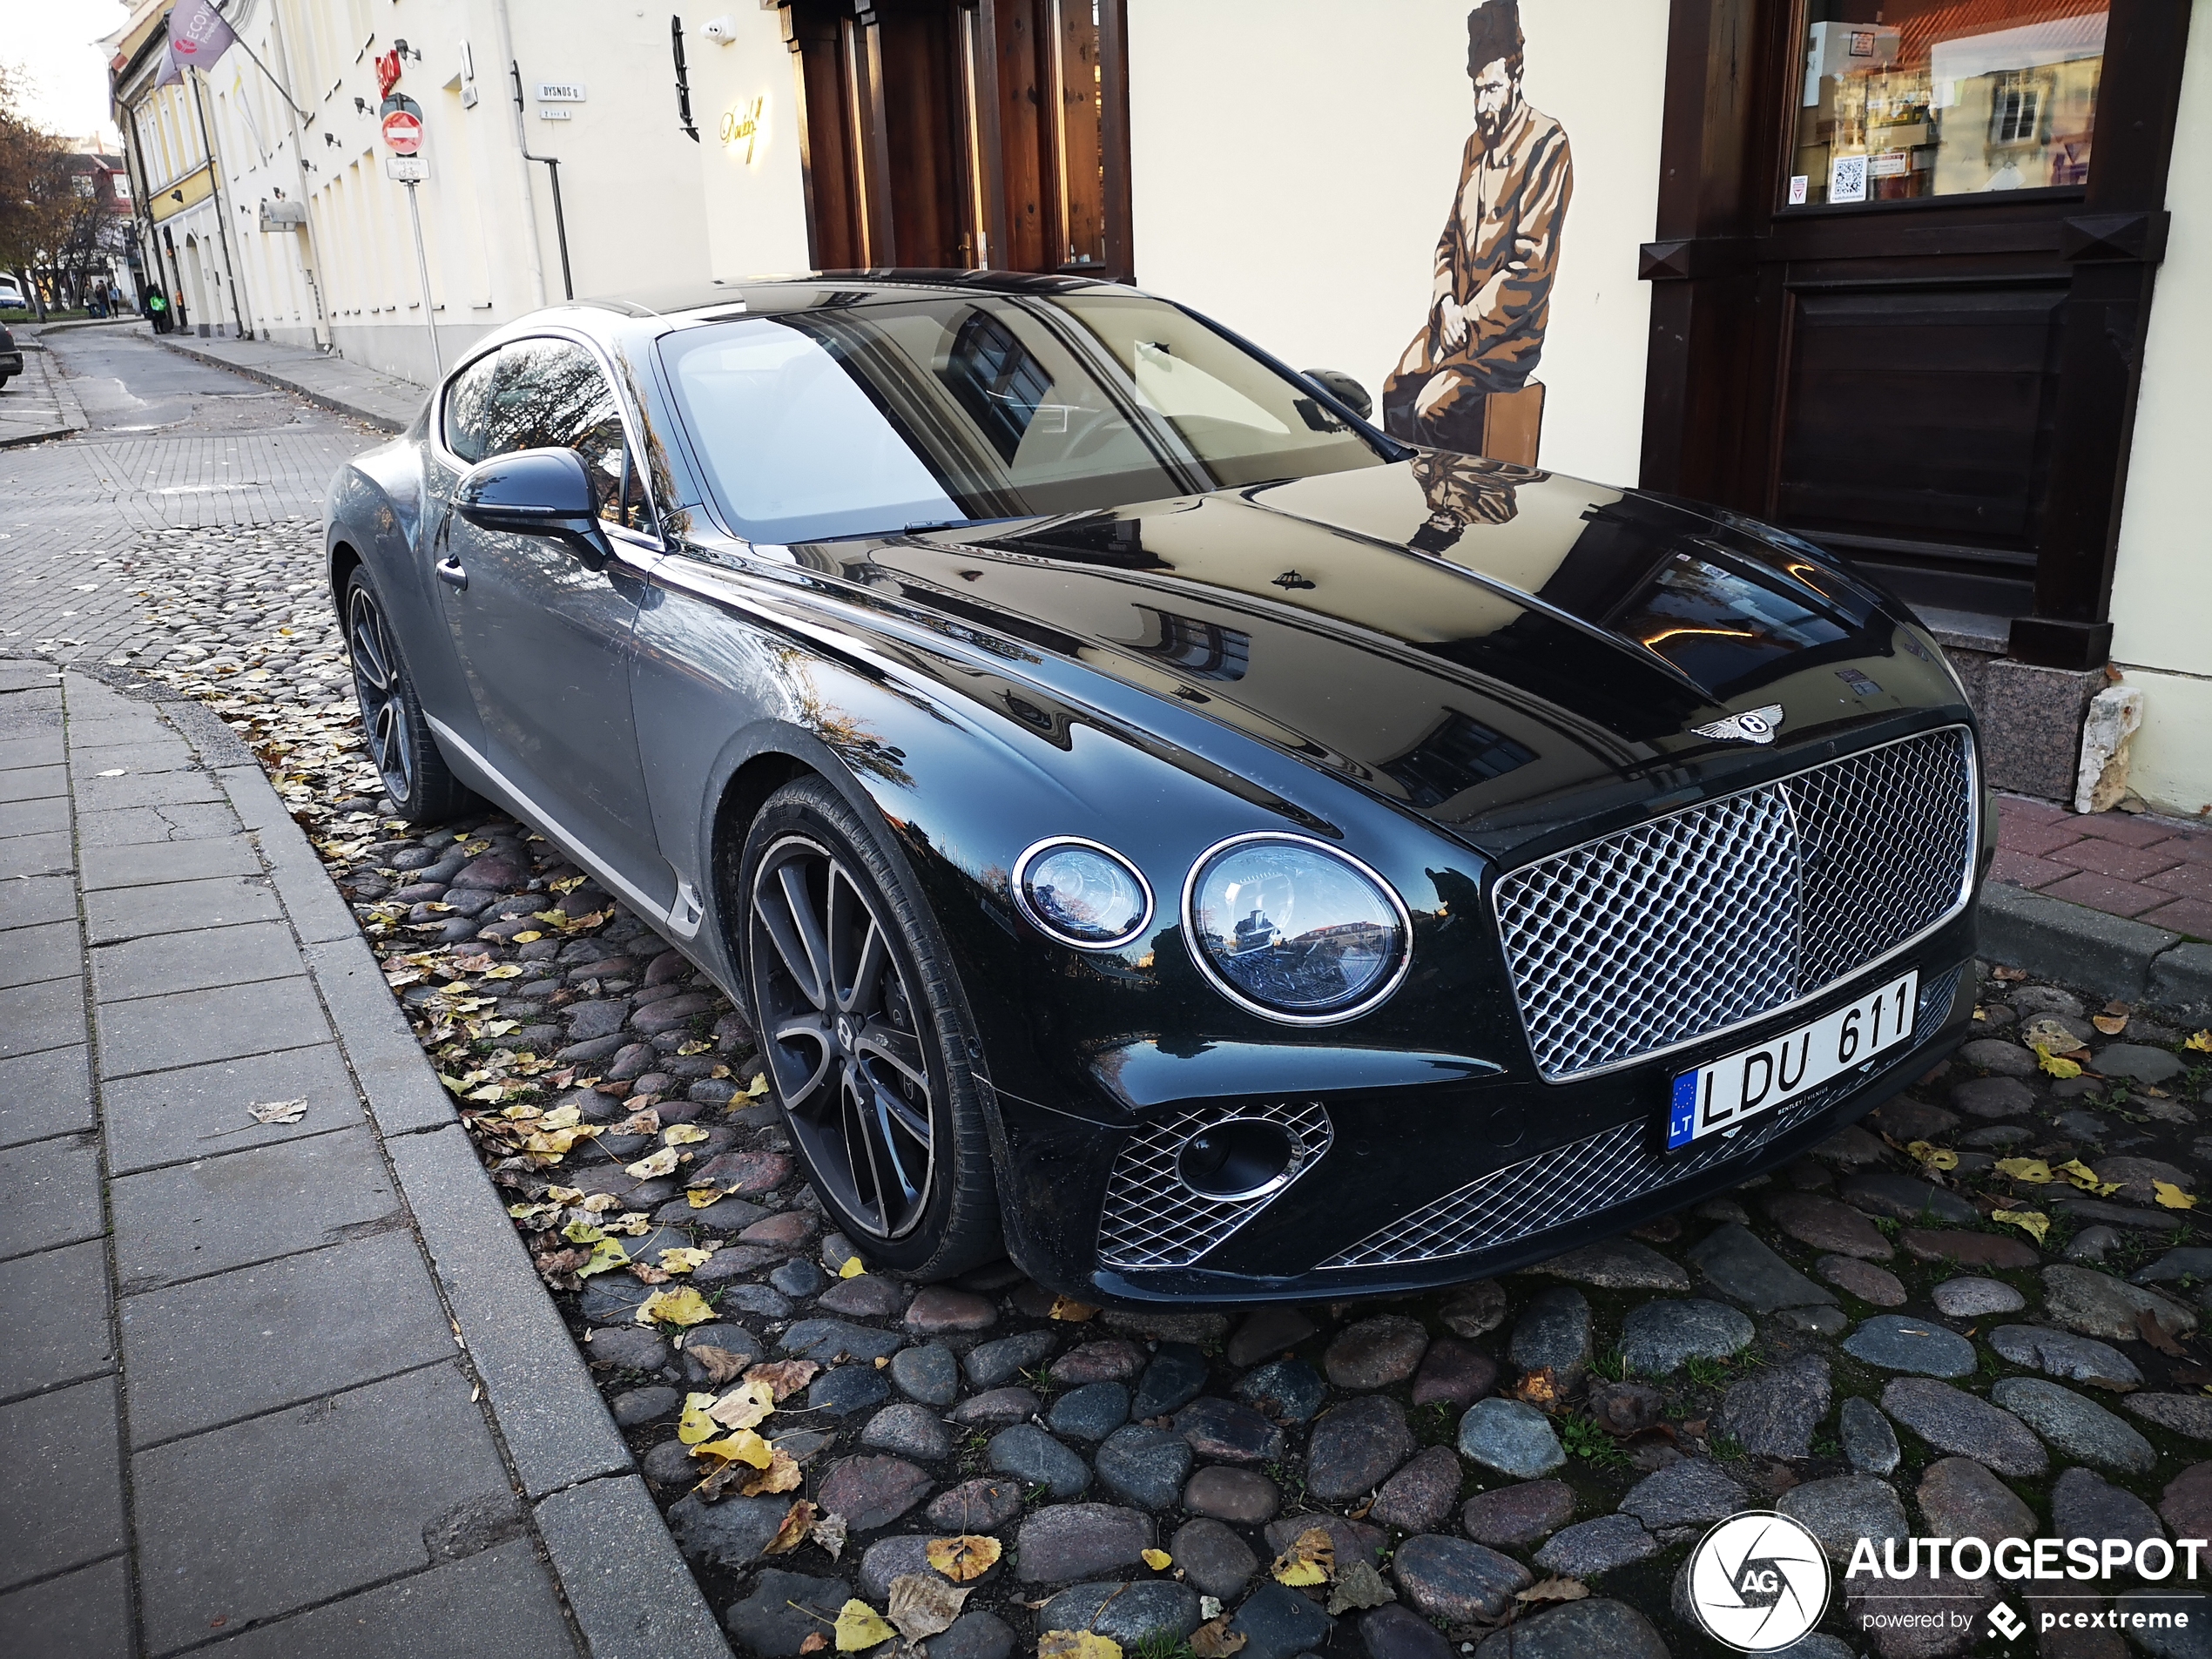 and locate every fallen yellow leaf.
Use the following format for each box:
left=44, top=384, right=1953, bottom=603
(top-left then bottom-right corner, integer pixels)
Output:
left=1049, top=1296, right=1099, bottom=1322
left=926, top=1535, right=1003, bottom=1581
left=2035, top=1045, right=2084, bottom=1080
left=837, top=1256, right=865, bottom=1279
left=1271, top=1527, right=1335, bottom=1588
left=707, top=1379, right=777, bottom=1431
left=1996, top=1158, right=2054, bottom=1184
left=658, top=1247, right=715, bottom=1274
left=626, top=1148, right=681, bottom=1179
left=692, top=1427, right=774, bottom=1467
left=2054, top=1159, right=2121, bottom=1197
left=2094, top=1013, right=2129, bottom=1036
left=740, top=1448, right=804, bottom=1495
left=746, top=1359, right=821, bottom=1401
left=834, top=1601, right=896, bottom=1652
left=575, top=1237, right=630, bottom=1278
left=2186, top=1030, right=2212, bottom=1053
left=746, top=1073, right=770, bottom=1097
left=1518, top=1577, right=1591, bottom=1607
left=664, top=1124, right=710, bottom=1145
left=1037, top=1634, right=1122, bottom=1659
left=1907, top=1141, right=1959, bottom=1171
left=2155, top=1182, right=2198, bottom=1211
left=481, top=964, right=523, bottom=980
left=1142, top=1548, right=1172, bottom=1571
left=1993, top=1209, right=2050, bottom=1243
left=685, top=1187, right=724, bottom=1209
left=637, top=1286, right=714, bottom=1326
left=887, top=1573, right=971, bottom=1640
left=678, top=1393, right=720, bottom=1444
left=563, top=1219, right=606, bottom=1244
